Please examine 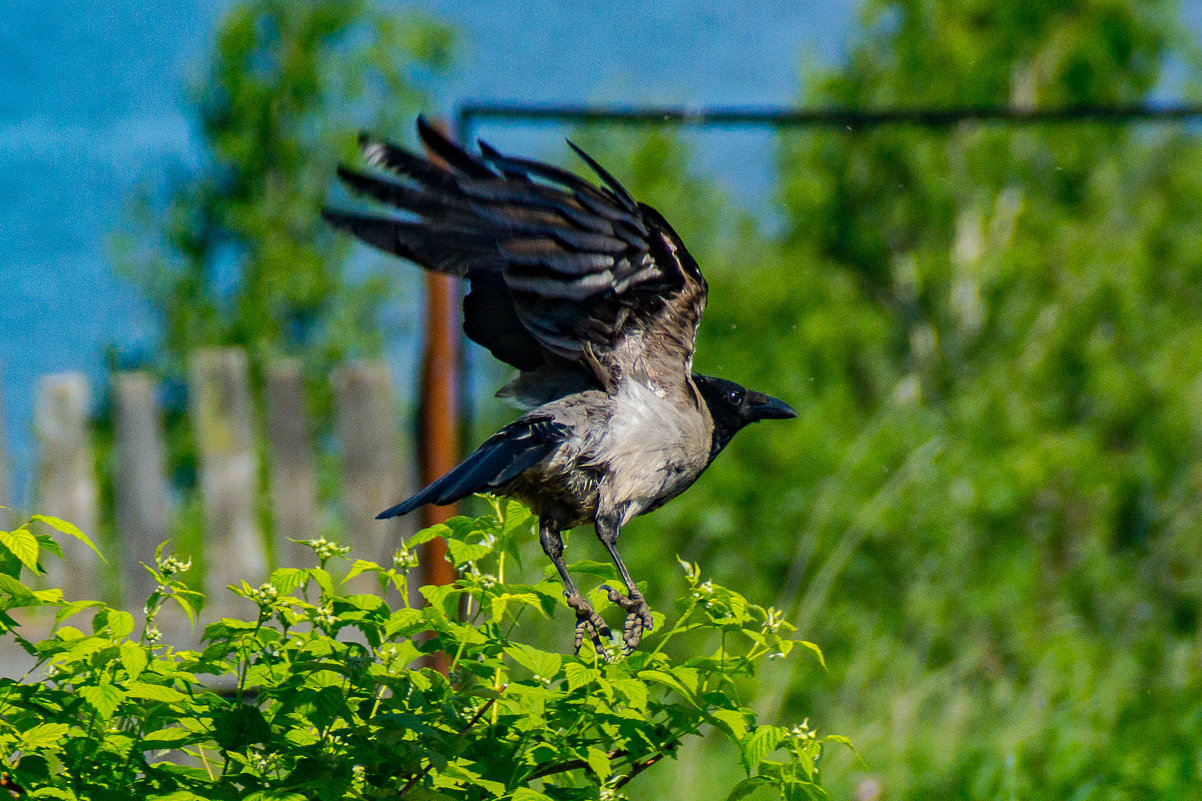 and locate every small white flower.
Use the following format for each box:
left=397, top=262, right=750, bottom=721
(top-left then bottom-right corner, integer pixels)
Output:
left=157, top=554, right=192, bottom=579
left=392, top=549, right=419, bottom=571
